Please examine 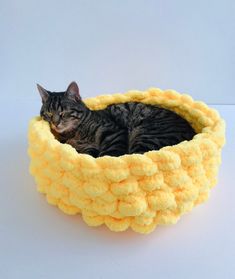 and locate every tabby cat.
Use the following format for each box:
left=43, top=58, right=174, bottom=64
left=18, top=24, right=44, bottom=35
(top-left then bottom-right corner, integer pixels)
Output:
left=37, top=82, right=196, bottom=158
